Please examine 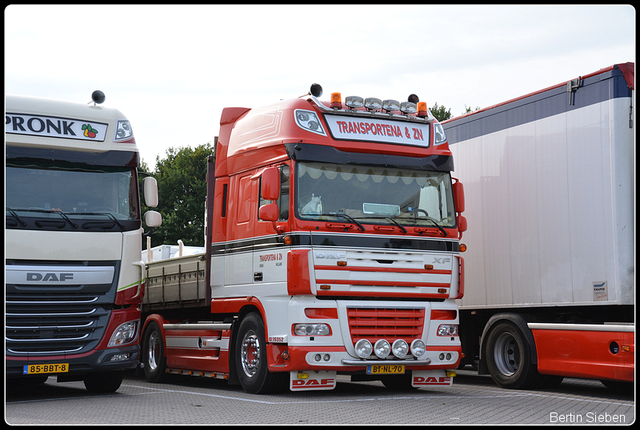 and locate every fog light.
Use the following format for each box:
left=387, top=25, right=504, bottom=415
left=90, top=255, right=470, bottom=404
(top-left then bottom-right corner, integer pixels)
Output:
left=110, top=353, right=130, bottom=362
left=323, top=354, right=331, bottom=362
left=355, top=339, right=372, bottom=358
left=446, top=353, right=452, bottom=360
left=314, top=354, right=322, bottom=362
left=392, top=339, right=409, bottom=358
left=411, top=339, right=426, bottom=357
left=374, top=339, right=391, bottom=359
